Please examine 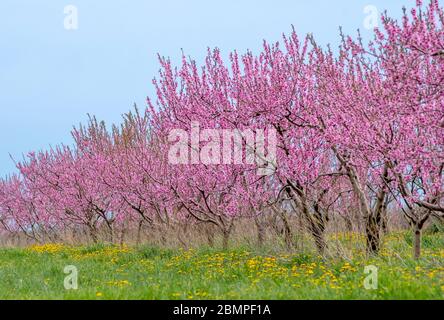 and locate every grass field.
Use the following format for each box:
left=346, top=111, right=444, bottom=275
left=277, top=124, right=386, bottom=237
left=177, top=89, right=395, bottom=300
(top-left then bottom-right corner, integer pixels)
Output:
left=0, top=231, right=442, bottom=300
